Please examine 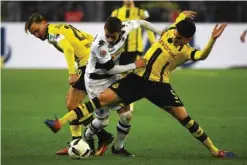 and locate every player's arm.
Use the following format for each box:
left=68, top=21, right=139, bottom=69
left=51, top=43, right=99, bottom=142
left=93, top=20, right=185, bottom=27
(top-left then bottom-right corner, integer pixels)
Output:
left=94, top=42, right=145, bottom=75
left=190, top=24, right=227, bottom=61
left=111, top=9, right=118, bottom=17
left=82, top=31, right=94, bottom=42
left=48, top=33, right=76, bottom=74
left=126, top=19, right=163, bottom=36
left=169, top=10, right=196, bottom=29
left=140, top=9, right=156, bottom=44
